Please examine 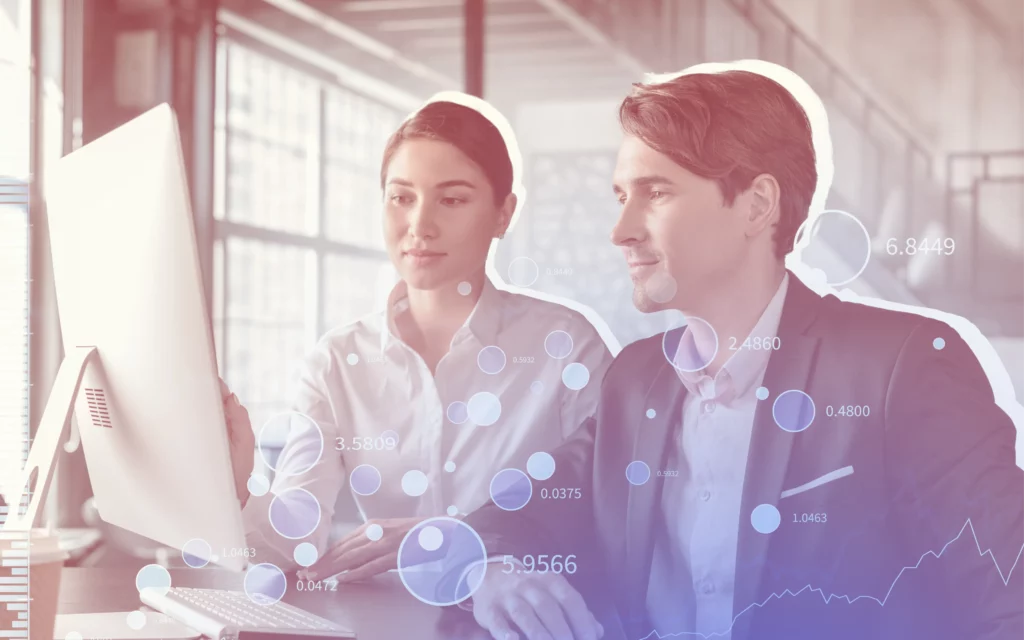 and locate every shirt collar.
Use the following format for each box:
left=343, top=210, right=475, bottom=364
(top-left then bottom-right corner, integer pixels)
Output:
left=675, top=272, right=790, bottom=401
left=379, top=276, right=505, bottom=353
